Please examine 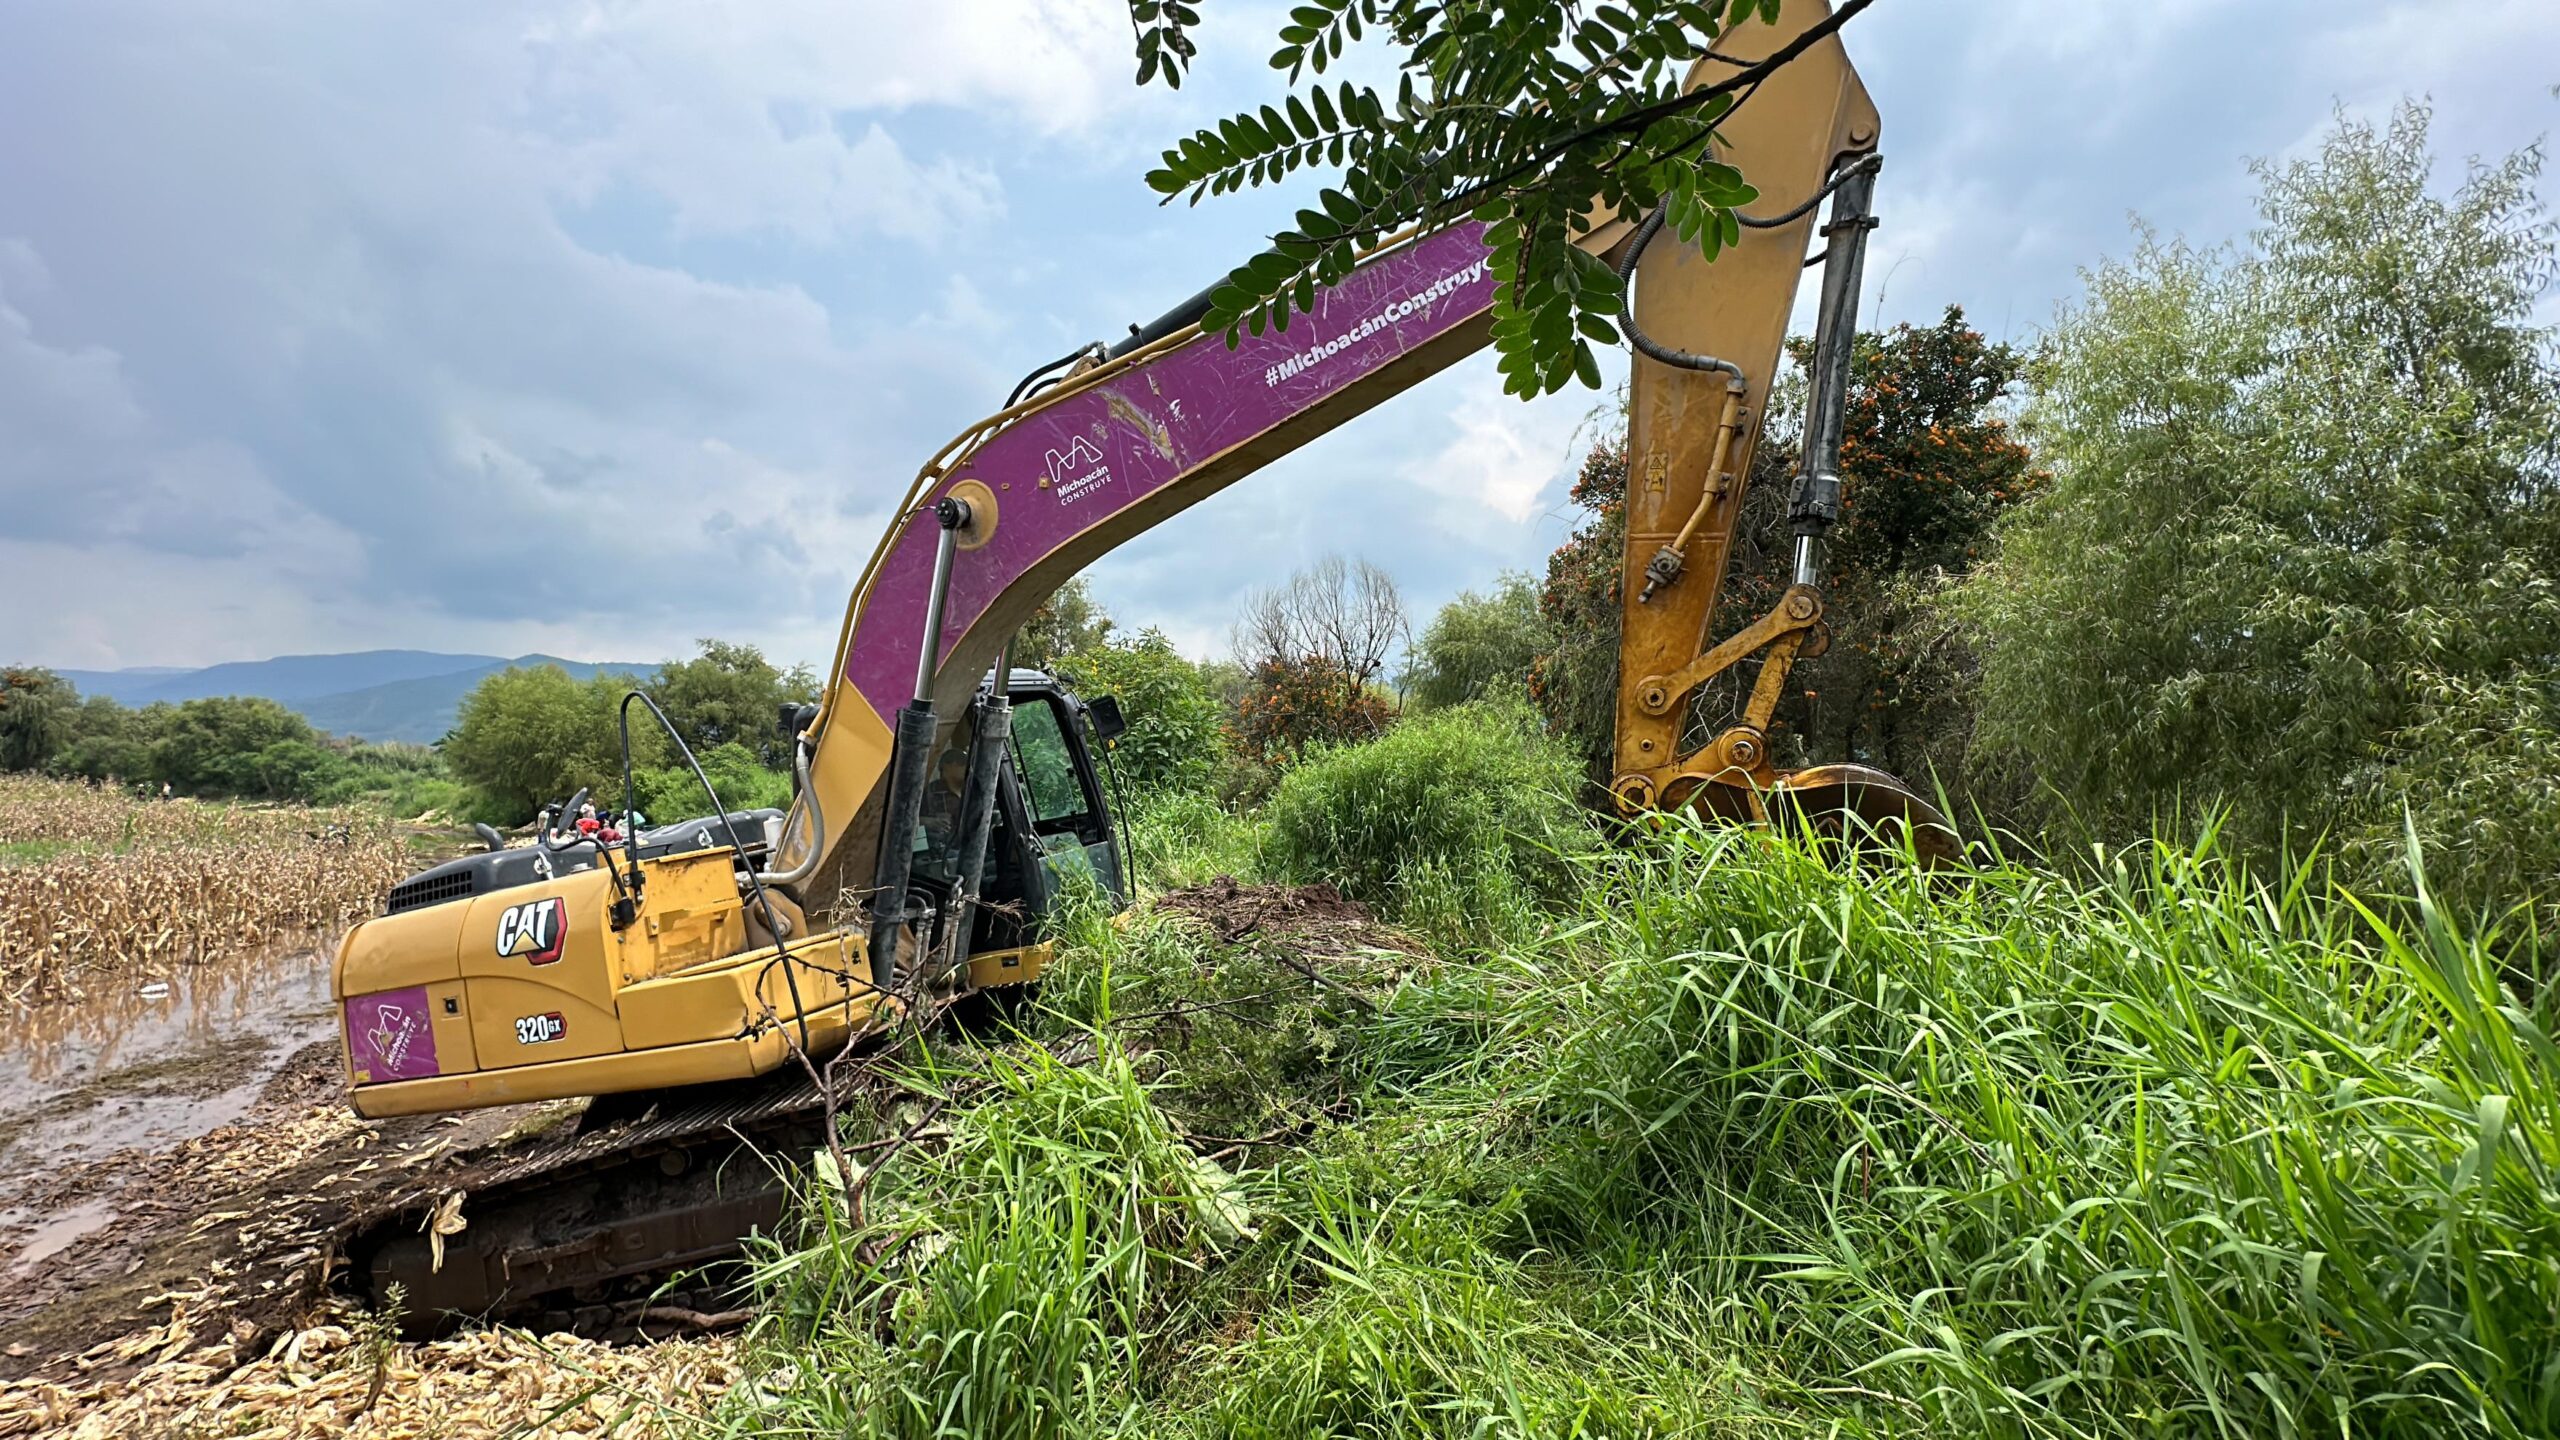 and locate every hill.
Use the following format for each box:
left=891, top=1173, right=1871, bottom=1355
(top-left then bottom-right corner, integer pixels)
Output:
left=55, top=650, right=505, bottom=706
left=55, top=650, right=662, bottom=744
